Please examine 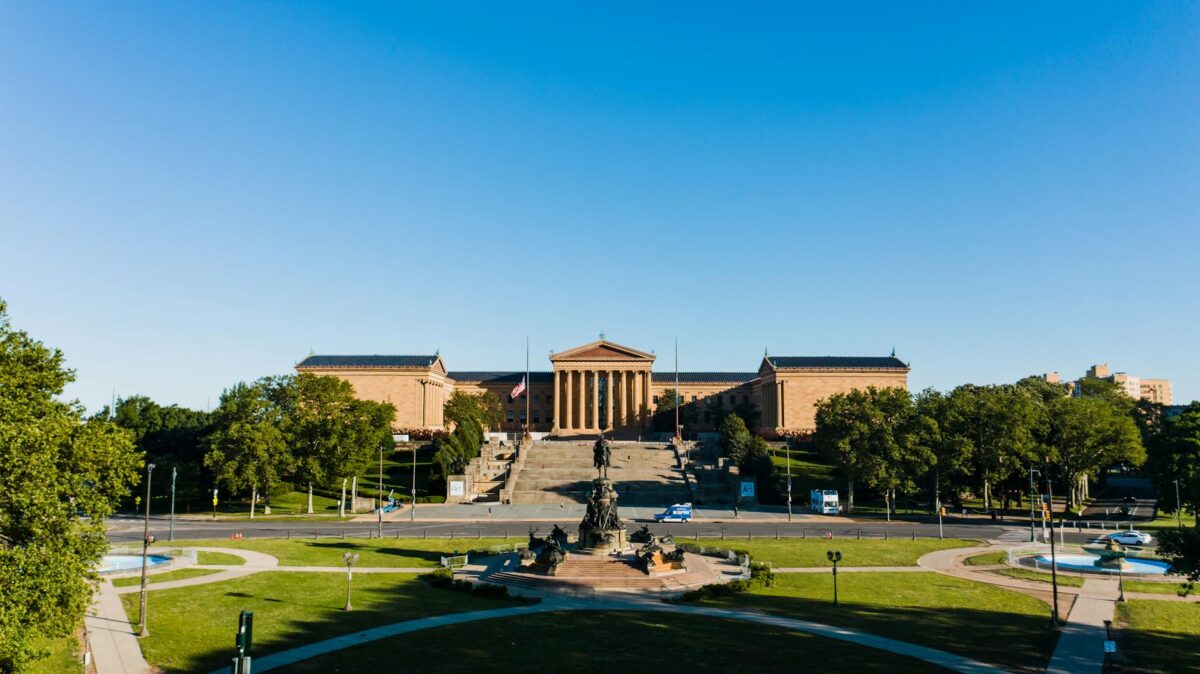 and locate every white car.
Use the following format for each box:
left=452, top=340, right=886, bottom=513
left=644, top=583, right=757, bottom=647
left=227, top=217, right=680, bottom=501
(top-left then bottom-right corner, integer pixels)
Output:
left=1108, top=531, right=1152, bottom=546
